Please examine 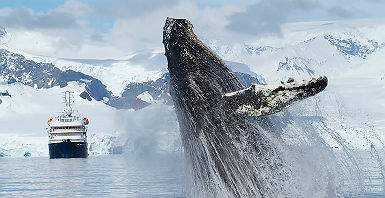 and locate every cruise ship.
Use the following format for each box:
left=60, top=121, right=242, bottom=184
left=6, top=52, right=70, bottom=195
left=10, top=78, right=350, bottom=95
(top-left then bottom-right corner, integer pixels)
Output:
left=47, top=91, right=89, bottom=158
